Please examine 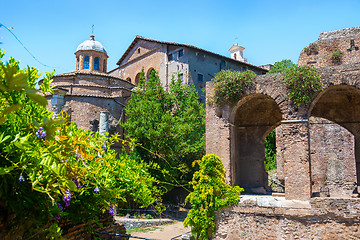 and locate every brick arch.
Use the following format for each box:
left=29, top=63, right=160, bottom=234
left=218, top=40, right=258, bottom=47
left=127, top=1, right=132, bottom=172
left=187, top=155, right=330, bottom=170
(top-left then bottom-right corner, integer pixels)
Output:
left=229, top=93, right=282, bottom=193
left=308, top=84, right=360, bottom=197
left=134, top=72, right=141, bottom=85
left=146, top=67, right=155, bottom=79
